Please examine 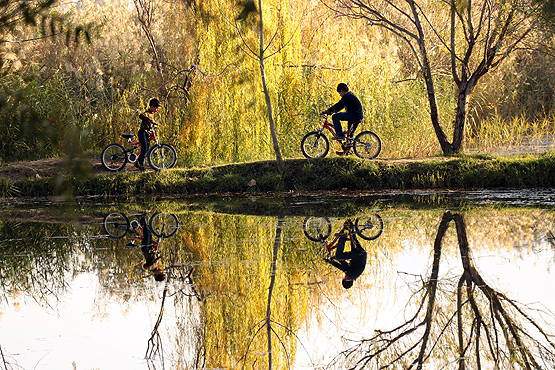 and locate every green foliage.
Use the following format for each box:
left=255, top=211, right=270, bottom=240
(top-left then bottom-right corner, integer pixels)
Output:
left=4, top=154, right=555, bottom=198
left=0, top=0, right=554, bottom=167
